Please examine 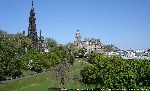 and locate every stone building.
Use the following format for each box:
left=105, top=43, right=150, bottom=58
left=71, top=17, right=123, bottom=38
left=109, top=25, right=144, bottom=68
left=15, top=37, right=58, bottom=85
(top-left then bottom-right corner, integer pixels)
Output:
left=26, top=1, right=45, bottom=52
left=74, top=30, right=104, bottom=54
